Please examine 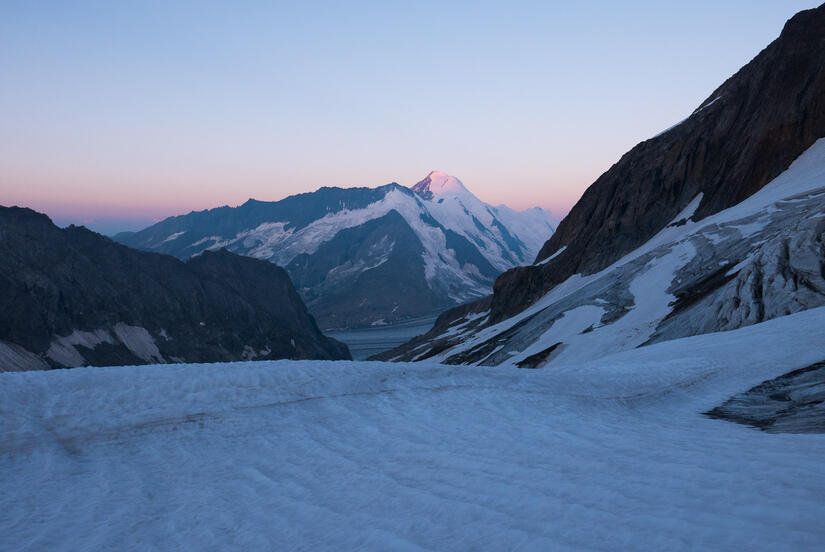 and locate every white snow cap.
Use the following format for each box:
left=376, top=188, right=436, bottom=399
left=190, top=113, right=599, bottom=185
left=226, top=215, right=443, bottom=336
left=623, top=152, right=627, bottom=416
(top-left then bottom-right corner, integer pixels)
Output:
left=412, top=171, right=469, bottom=197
